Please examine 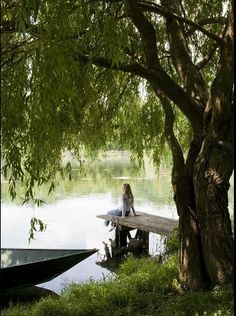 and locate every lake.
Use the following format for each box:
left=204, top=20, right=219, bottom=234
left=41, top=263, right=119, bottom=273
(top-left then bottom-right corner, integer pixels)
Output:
left=1, top=151, right=234, bottom=294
